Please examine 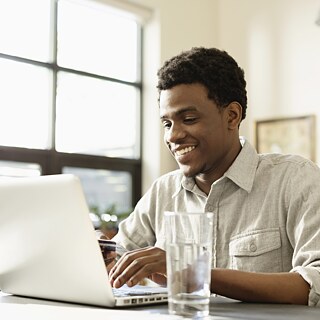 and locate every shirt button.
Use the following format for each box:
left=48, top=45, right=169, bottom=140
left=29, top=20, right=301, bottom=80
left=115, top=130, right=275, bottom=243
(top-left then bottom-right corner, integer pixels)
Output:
left=250, top=243, right=257, bottom=252
left=207, top=205, right=214, bottom=212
